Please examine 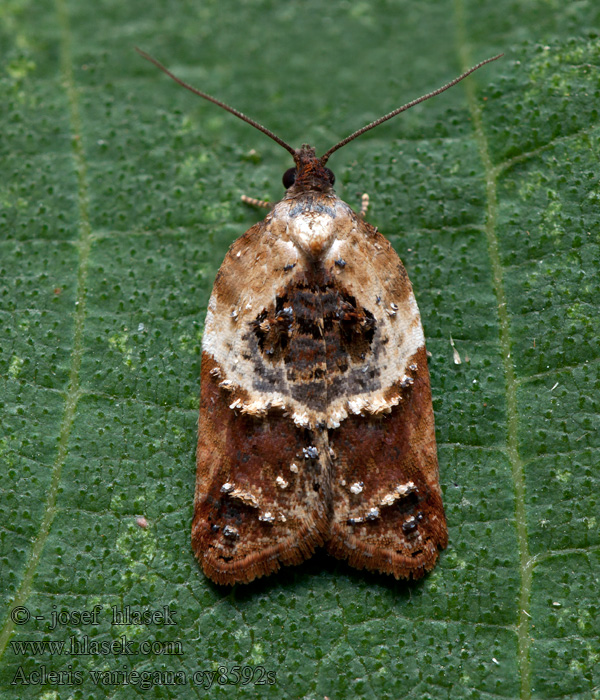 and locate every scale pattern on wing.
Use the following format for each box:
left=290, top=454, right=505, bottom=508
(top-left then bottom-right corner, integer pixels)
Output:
left=194, top=194, right=447, bottom=583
